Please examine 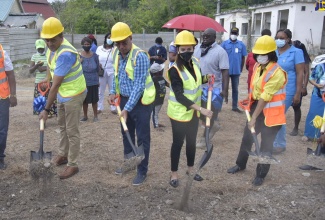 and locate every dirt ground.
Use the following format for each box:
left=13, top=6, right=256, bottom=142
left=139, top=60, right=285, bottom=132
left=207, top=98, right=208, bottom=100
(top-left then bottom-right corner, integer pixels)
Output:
left=1, top=64, right=325, bottom=220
